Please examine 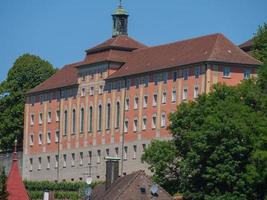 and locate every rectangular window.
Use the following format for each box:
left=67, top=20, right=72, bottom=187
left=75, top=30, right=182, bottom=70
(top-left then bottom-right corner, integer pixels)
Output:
left=124, top=120, right=129, bottom=133
left=56, top=110, right=60, bottom=122
left=38, top=157, right=42, bottom=170
left=144, top=76, right=149, bottom=87
left=153, top=94, right=158, bottom=106
left=163, top=72, right=168, bottom=83
left=90, top=87, right=94, bottom=96
left=38, top=133, right=42, bottom=145
left=133, top=119, right=138, bottom=132
left=124, top=146, right=128, bottom=160
left=30, top=114, right=34, bottom=126
left=161, top=113, right=166, bottom=127
left=106, top=149, right=110, bottom=157
left=133, top=145, right=137, bottom=159
left=223, top=67, right=231, bottom=77
left=39, top=113, right=43, bottom=125
left=142, top=117, right=147, bottom=130
left=172, top=89, right=176, bottom=102
left=63, top=154, right=67, bottom=168
left=97, top=150, right=101, bottom=164
left=79, top=152, right=83, bottom=166
left=142, top=144, right=147, bottom=152
left=195, top=67, right=200, bottom=78
left=135, top=78, right=139, bottom=88
left=115, top=147, right=119, bottom=158
left=125, top=98, right=130, bottom=111
left=71, top=153, right=75, bottom=167
left=47, top=132, right=51, bottom=144
left=29, top=158, right=33, bottom=171
left=152, top=115, right=157, bottom=129
left=126, top=79, right=131, bottom=90
left=143, top=96, right=148, bottom=108
left=183, top=88, right=188, bottom=101
left=29, top=134, right=34, bottom=146
left=99, top=85, right=103, bottom=94
left=48, top=112, right=52, bottom=123
left=162, top=91, right=167, bottom=104
left=244, top=69, right=251, bottom=79
left=134, top=97, right=139, bottom=110
left=183, top=69, right=189, bottom=80
left=81, top=88, right=86, bottom=97
left=55, top=131, right=59, bottom=143
left=173, top=71, right=178, bottom=81
left=40, top=95, right=43, bottom=104
left=55, top=155, right=59, bottom=169
left=194, top=86, right=199, bottom=99
left=47, top=156, right=50, bottom=169
left=88, top=151, right=92, bottom=165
